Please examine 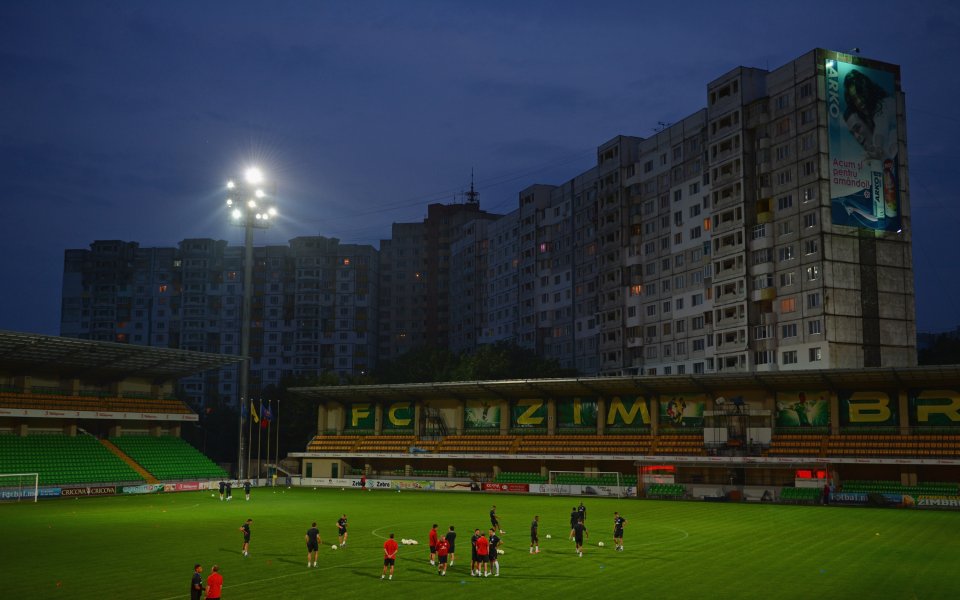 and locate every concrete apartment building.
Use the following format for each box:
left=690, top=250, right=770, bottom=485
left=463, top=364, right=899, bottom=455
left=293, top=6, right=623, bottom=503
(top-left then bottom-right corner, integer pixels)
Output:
left=63, top=48, right=915, bottom=388
left=451, top=48, right=914, bottom=375
left=61, top=236, right=378, bottom=407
